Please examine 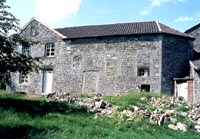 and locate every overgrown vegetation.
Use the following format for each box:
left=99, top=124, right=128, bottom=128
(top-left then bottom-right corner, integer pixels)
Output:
left=0, top=90, right=199, bottom=139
